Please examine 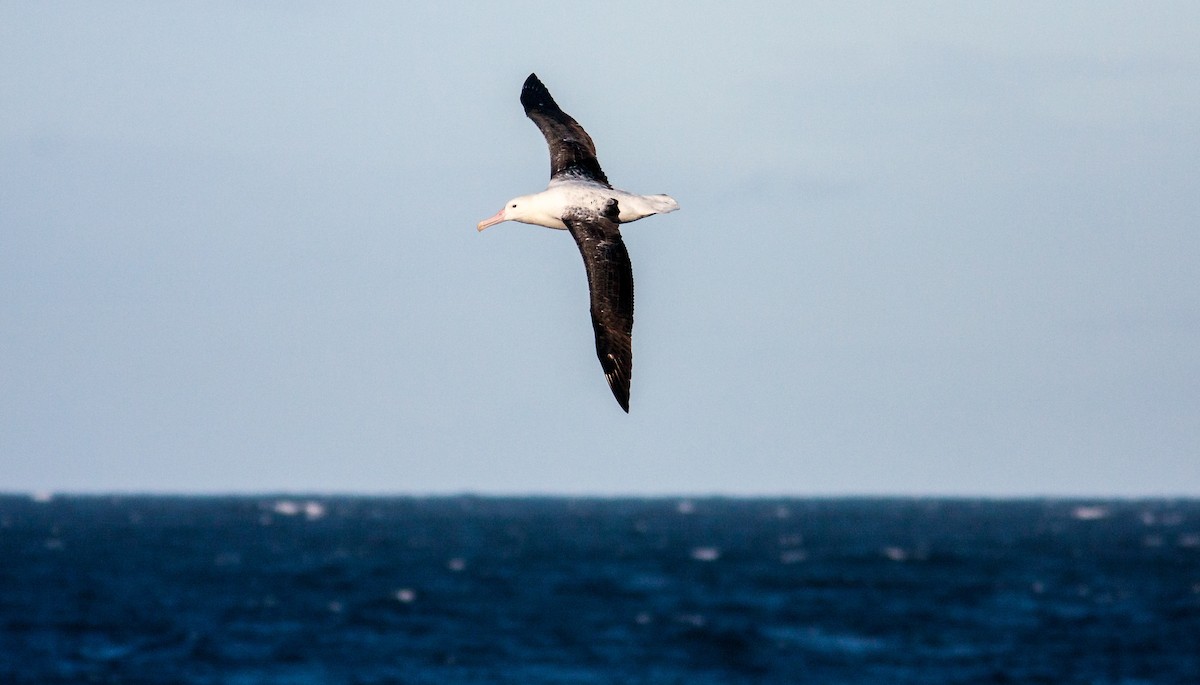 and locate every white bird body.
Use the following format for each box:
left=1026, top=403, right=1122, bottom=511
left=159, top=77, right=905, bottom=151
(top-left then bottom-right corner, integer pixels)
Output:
left=479, top=179, right=679, bottom=231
